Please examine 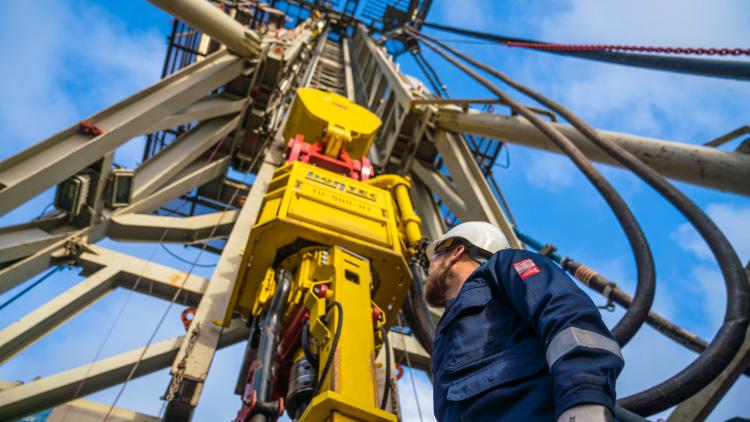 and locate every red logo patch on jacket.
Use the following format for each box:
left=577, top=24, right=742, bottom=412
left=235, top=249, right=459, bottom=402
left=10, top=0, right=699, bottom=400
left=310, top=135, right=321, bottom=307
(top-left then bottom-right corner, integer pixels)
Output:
left=513, top=259, right=541, bottom=280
